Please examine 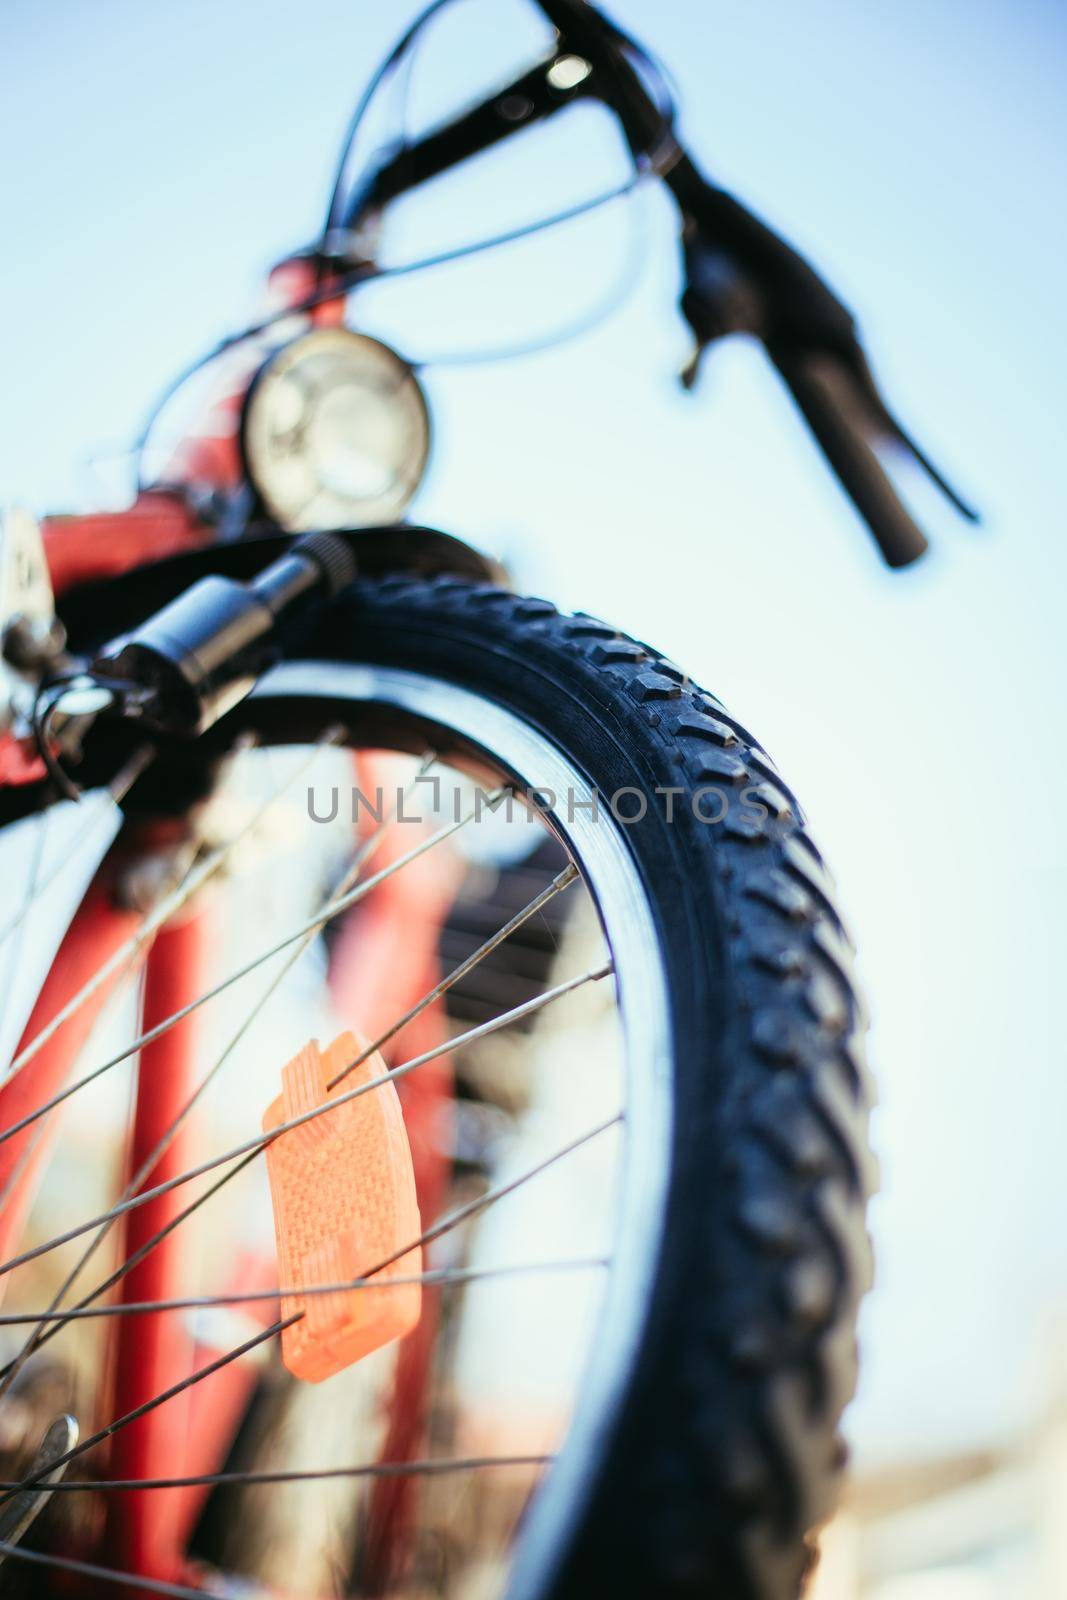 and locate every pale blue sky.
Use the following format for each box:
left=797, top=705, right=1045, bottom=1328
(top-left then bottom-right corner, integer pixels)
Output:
left=2, top=0, right=1065, bottom=1467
